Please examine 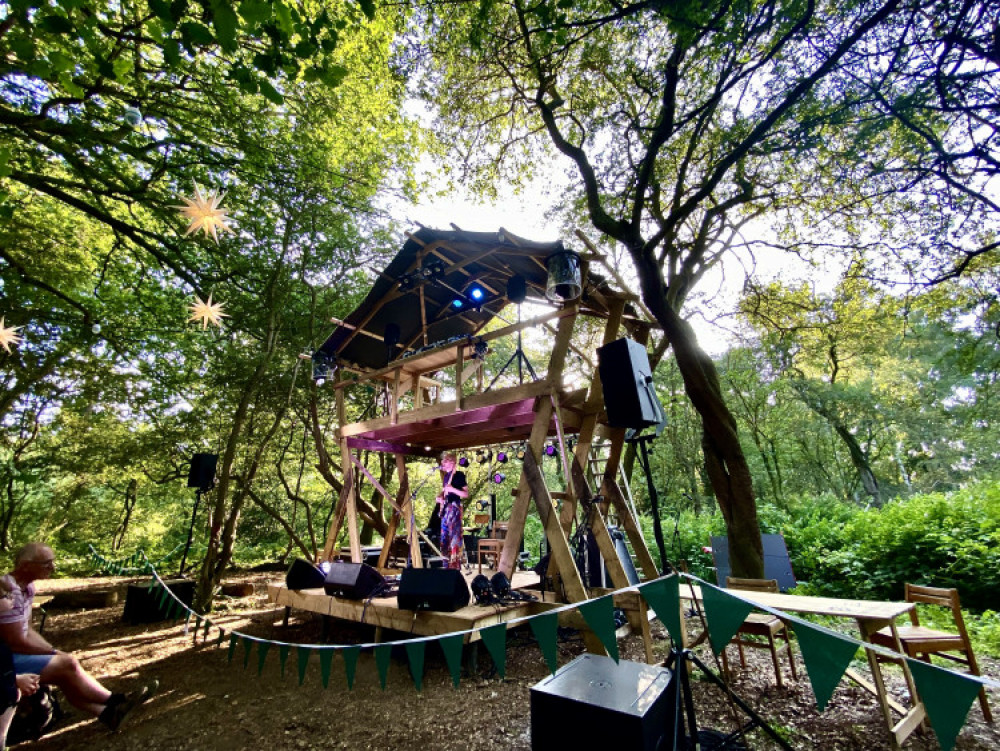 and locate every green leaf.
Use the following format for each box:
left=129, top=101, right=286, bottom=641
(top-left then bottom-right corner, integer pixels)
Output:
left=169, top=0, right=189, bottom=23
left=149, top=0, right=174, bottom=26
left=163, top=38, right=181, bottom=67
left=317, top=64, right=348, bottom=88
left=357, top=0, right=376, bottom=21
left=210, top=0, right=239, bottom=52
left=179, top=21, right=214, bottom=49
left=239, top=0, right=272, bottom=27
left=39, top=14, right=75, bottom=35
left=273, top=0, right=293, bottom=34
left=112, top=57, right=131, bottom=80
left=257, top=78, right=284, bottom=105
